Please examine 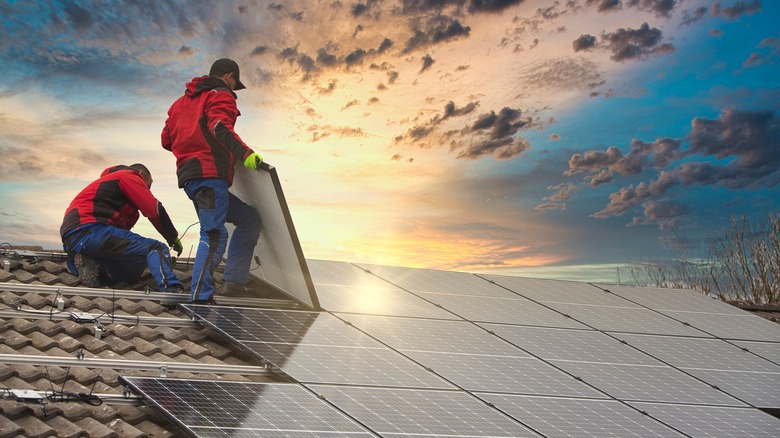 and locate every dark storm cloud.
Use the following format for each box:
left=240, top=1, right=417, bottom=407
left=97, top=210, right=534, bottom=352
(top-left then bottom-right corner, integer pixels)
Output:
left=601, top=22, right=675, bottom=61
left=467, top=0, right=527, bottom=13
left=573, top=34, right=597, bottom=52
left=62, top=0, right=93, bottom=31
left=575, top=108, right=780, bottom=225
left=251, top=45, right=270, bottom=56
left=397, top=100, right=479, bottom=143
left=399, top=0, right=525, bottom=14
left=711, top=0, right=762, bottom=19
left=403, top=15, right=471, bottom=53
